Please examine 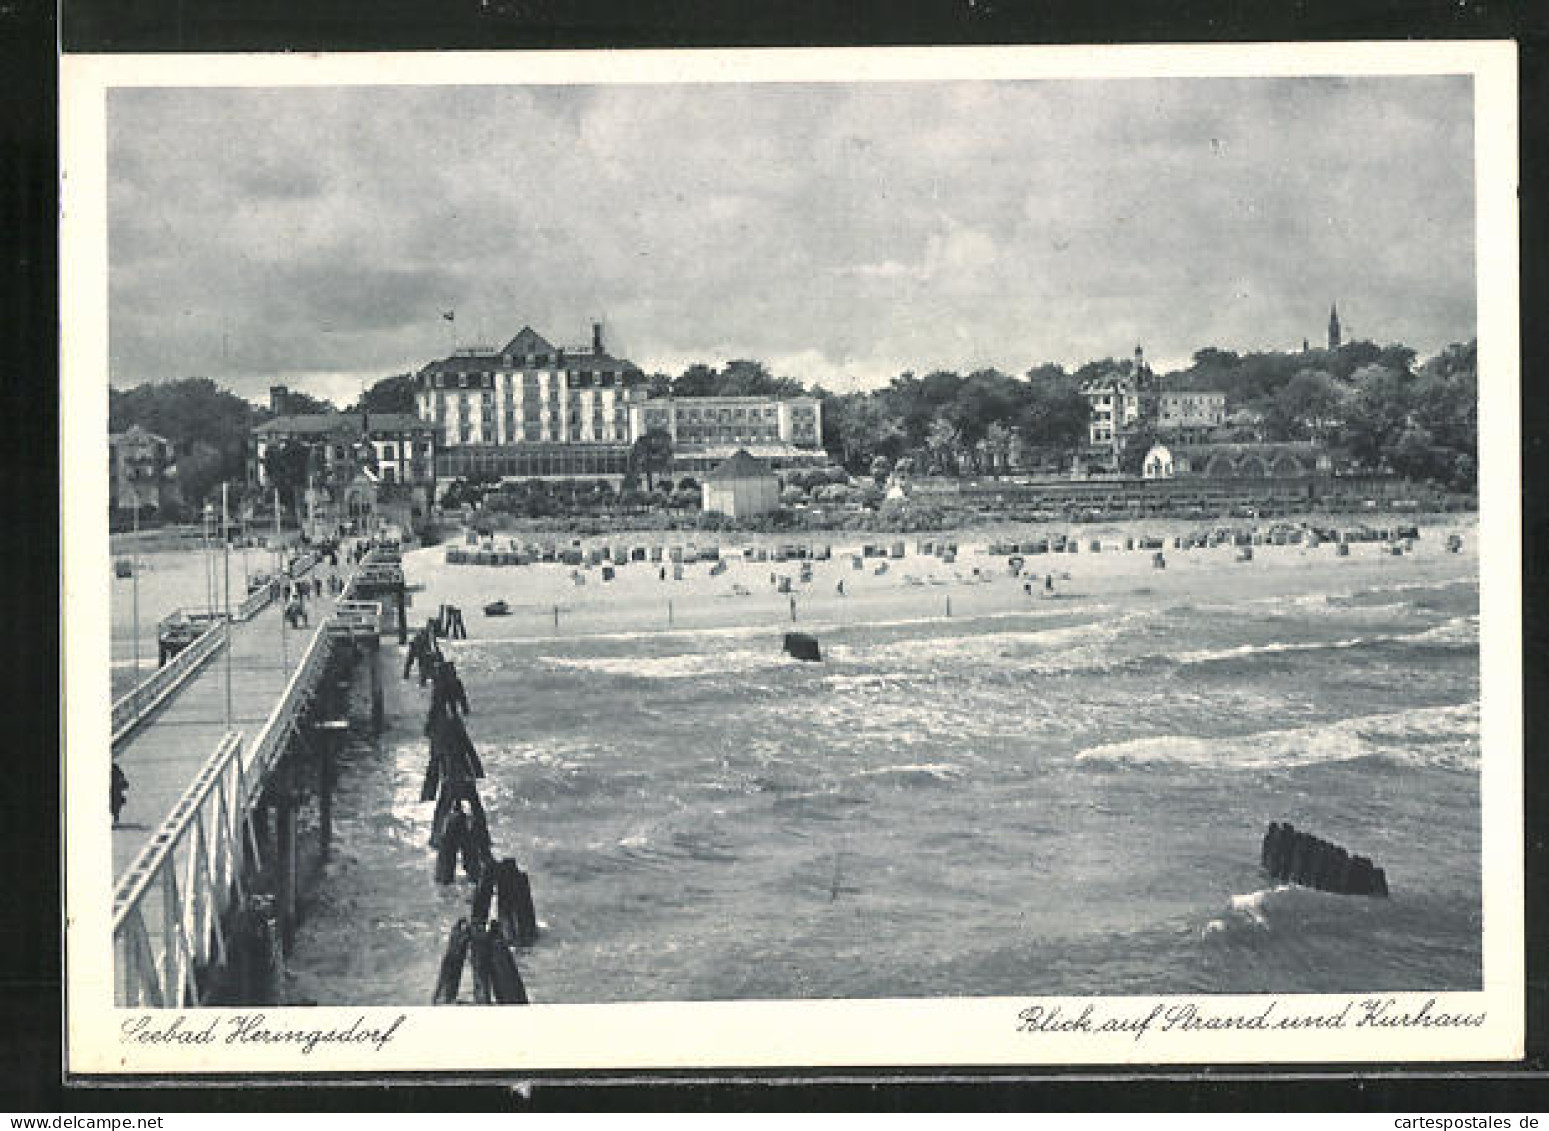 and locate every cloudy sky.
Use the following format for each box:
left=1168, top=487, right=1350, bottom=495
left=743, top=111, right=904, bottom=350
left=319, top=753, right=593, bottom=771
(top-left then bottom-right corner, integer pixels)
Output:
left=107, top=75, right=1475, bottom=404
